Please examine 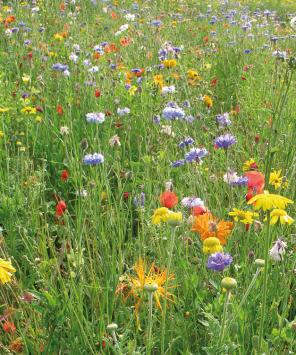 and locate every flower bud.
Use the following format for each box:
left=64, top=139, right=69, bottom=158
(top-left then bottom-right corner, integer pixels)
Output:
left=221, top=277, right=237, bottom=290
left=144, top=283, right=158, bottom=293
left=106, top=323, right=118, bottom=332
left=255, top=259, right=265, bottom=267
